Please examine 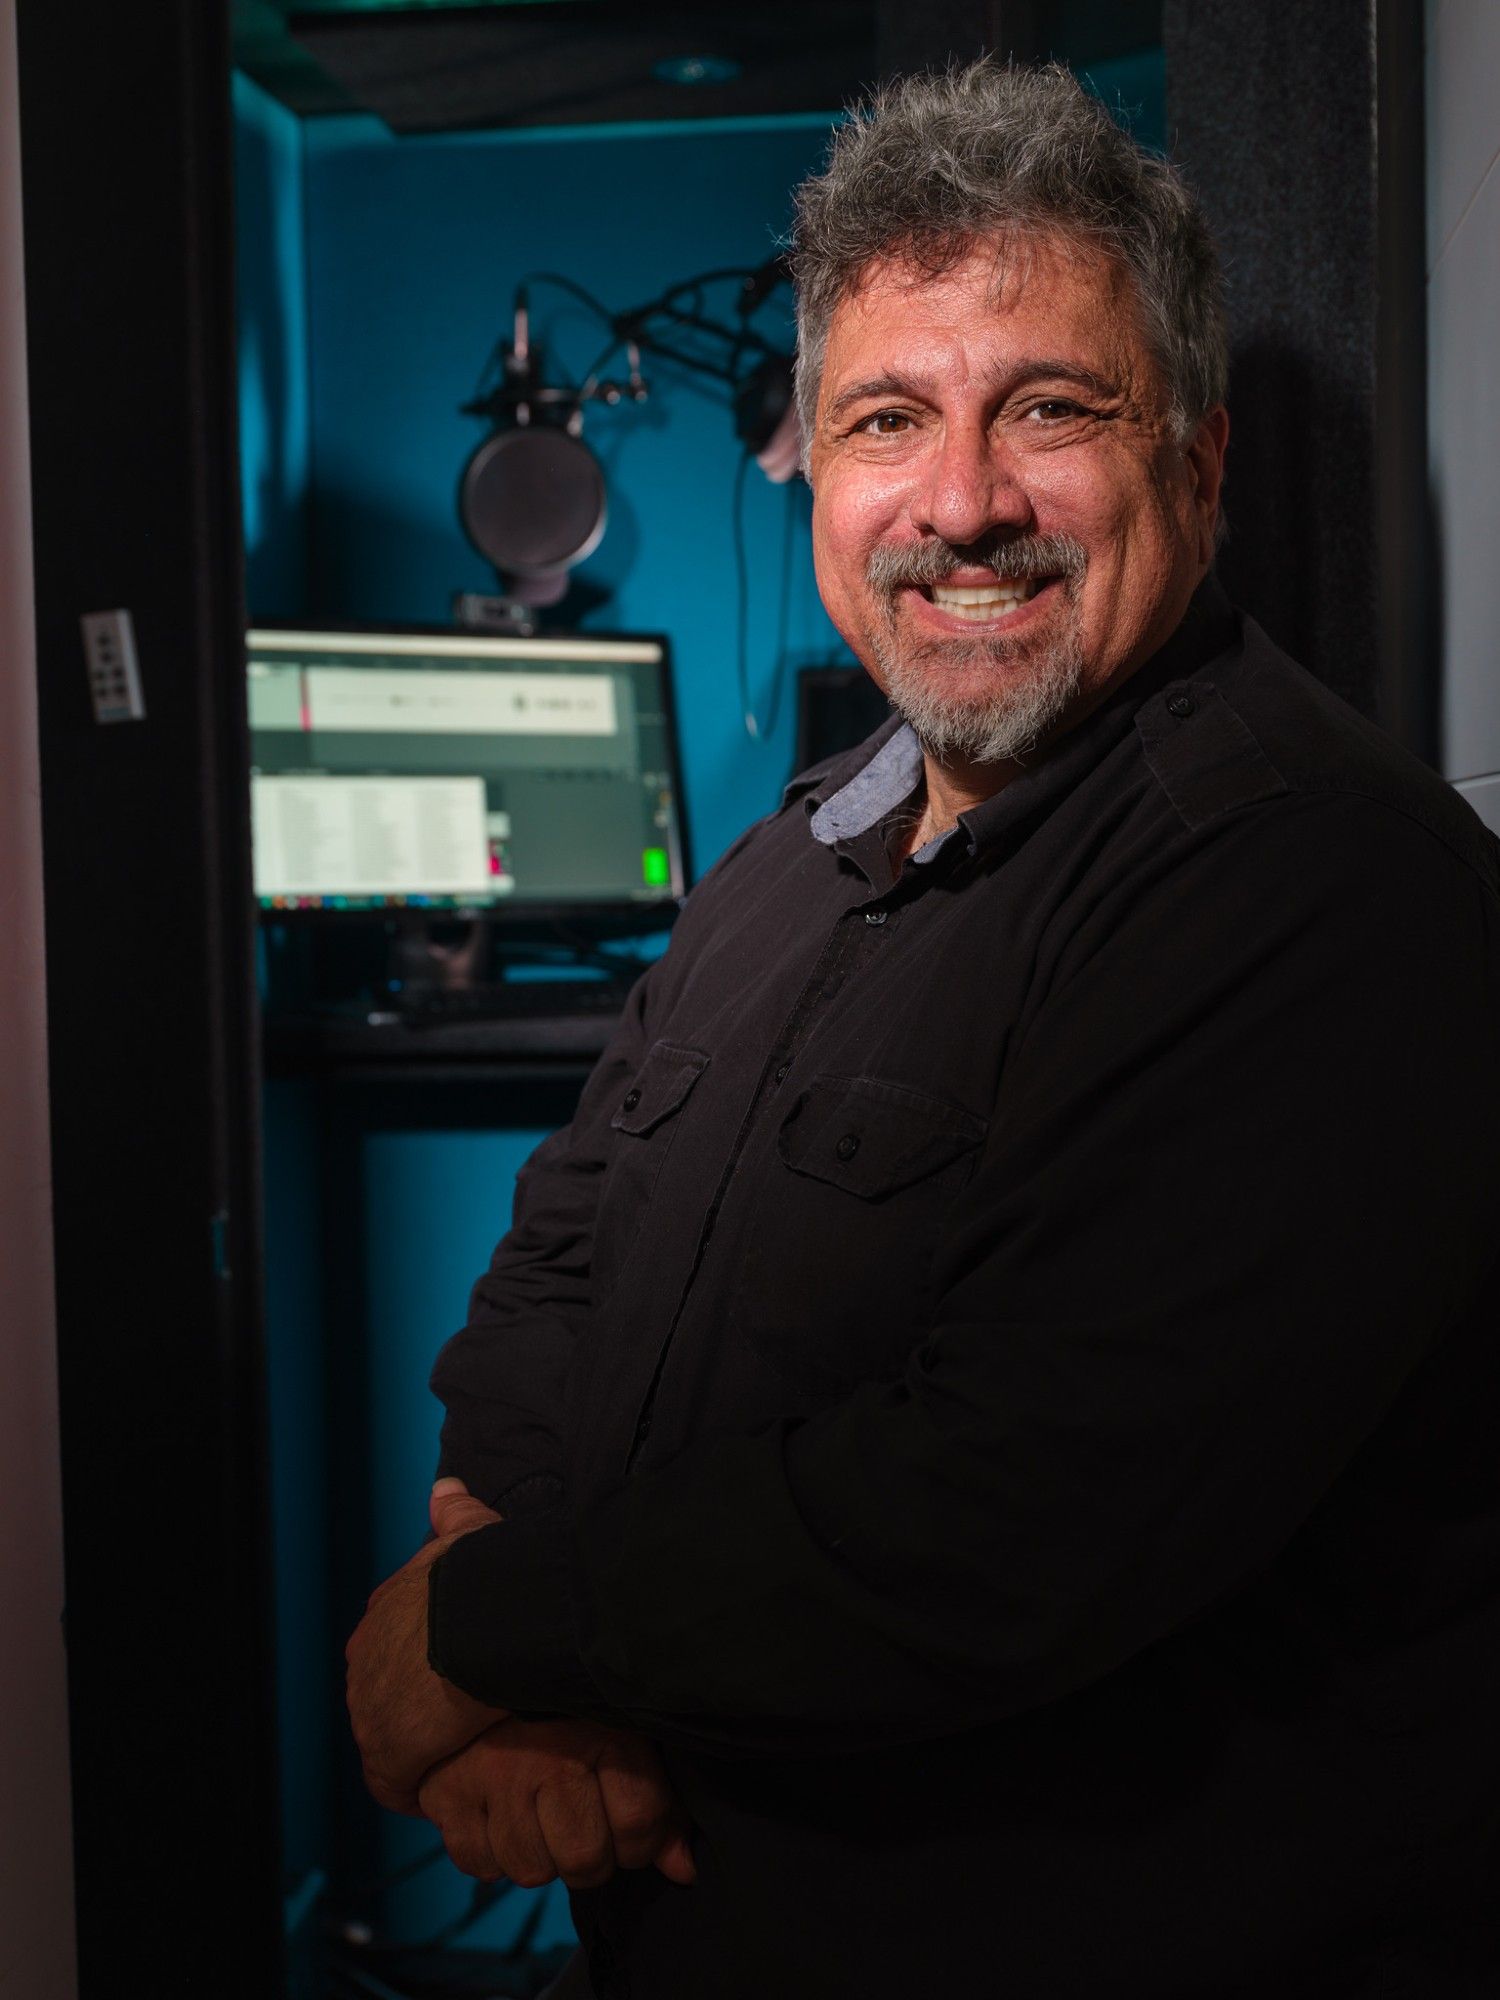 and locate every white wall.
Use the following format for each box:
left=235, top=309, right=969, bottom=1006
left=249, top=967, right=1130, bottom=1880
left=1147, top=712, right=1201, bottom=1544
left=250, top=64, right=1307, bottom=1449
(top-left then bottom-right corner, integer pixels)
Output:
left=0, top=3, right=78, bottom=1995
left=1426, top=0, right=1500, bottom=831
